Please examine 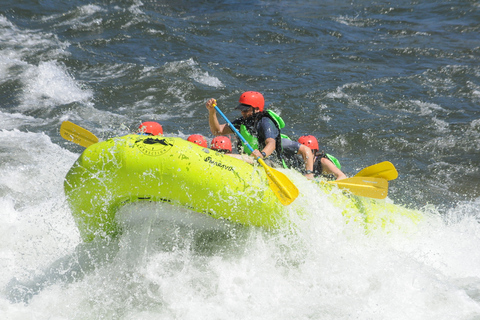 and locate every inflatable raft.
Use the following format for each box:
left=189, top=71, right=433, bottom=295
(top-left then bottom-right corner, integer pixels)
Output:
left=64, top=135, right=288, bottom=242
left=64, top=135, right=424, bottom=242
